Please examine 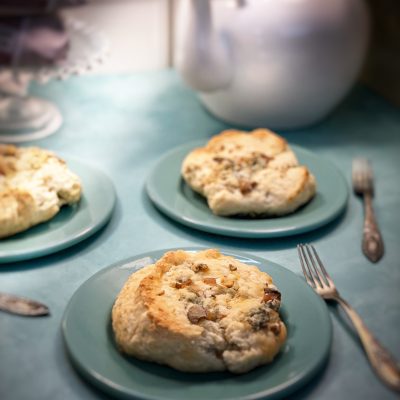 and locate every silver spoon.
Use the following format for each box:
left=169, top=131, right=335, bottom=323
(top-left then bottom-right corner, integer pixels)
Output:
left=0, top=292, right=50, bottom=316
left=352, top=158, right=384, bottom=262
